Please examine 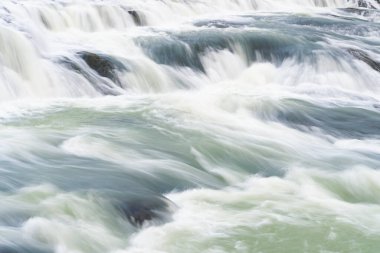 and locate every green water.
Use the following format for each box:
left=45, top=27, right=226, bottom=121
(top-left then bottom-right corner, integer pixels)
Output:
left=1, top=0, right=380, bottom=252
